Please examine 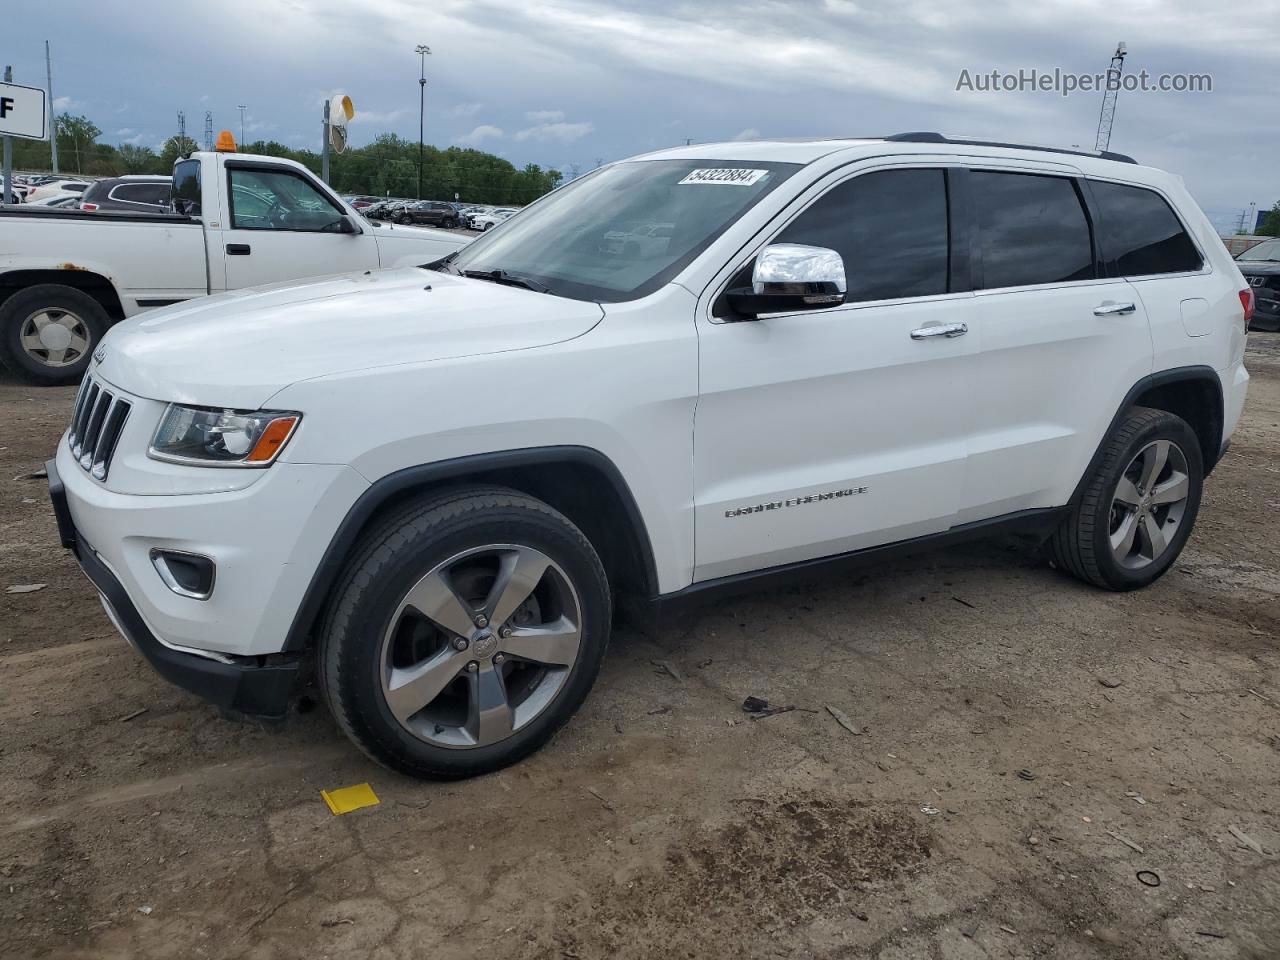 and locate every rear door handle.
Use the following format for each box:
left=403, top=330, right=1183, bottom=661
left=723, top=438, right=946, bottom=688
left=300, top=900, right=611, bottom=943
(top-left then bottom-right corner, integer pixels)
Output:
left=1093, top=301, right=1136, bottom=316
left=910, top=322, right=968, bottom=340
left=226, top=243, right=251, bottom=256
